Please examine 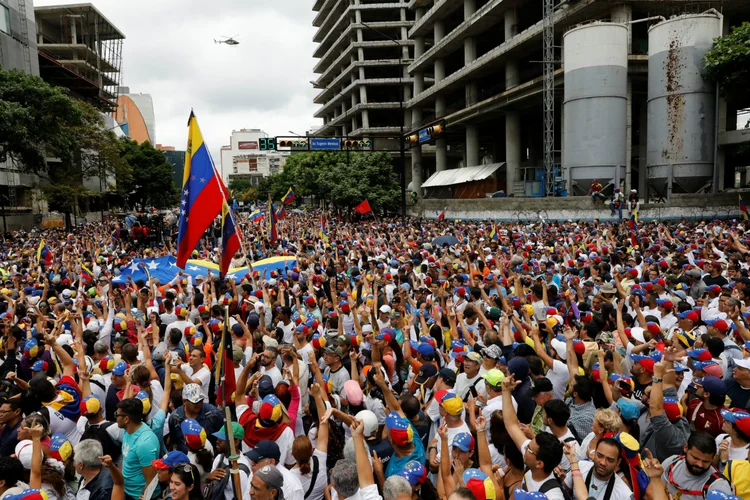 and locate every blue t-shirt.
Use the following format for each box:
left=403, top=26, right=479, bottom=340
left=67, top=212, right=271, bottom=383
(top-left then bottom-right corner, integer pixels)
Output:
left=384, top=416, right=426, bottom=478
left=122, top=423, right=160, bottom=499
